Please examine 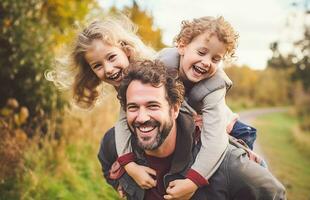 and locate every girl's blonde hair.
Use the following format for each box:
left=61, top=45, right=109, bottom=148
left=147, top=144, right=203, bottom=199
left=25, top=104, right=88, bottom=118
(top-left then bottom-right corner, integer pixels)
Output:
left=46, top=14, right=155, bottom=109
left=174, top=16, right=239, bottom=60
